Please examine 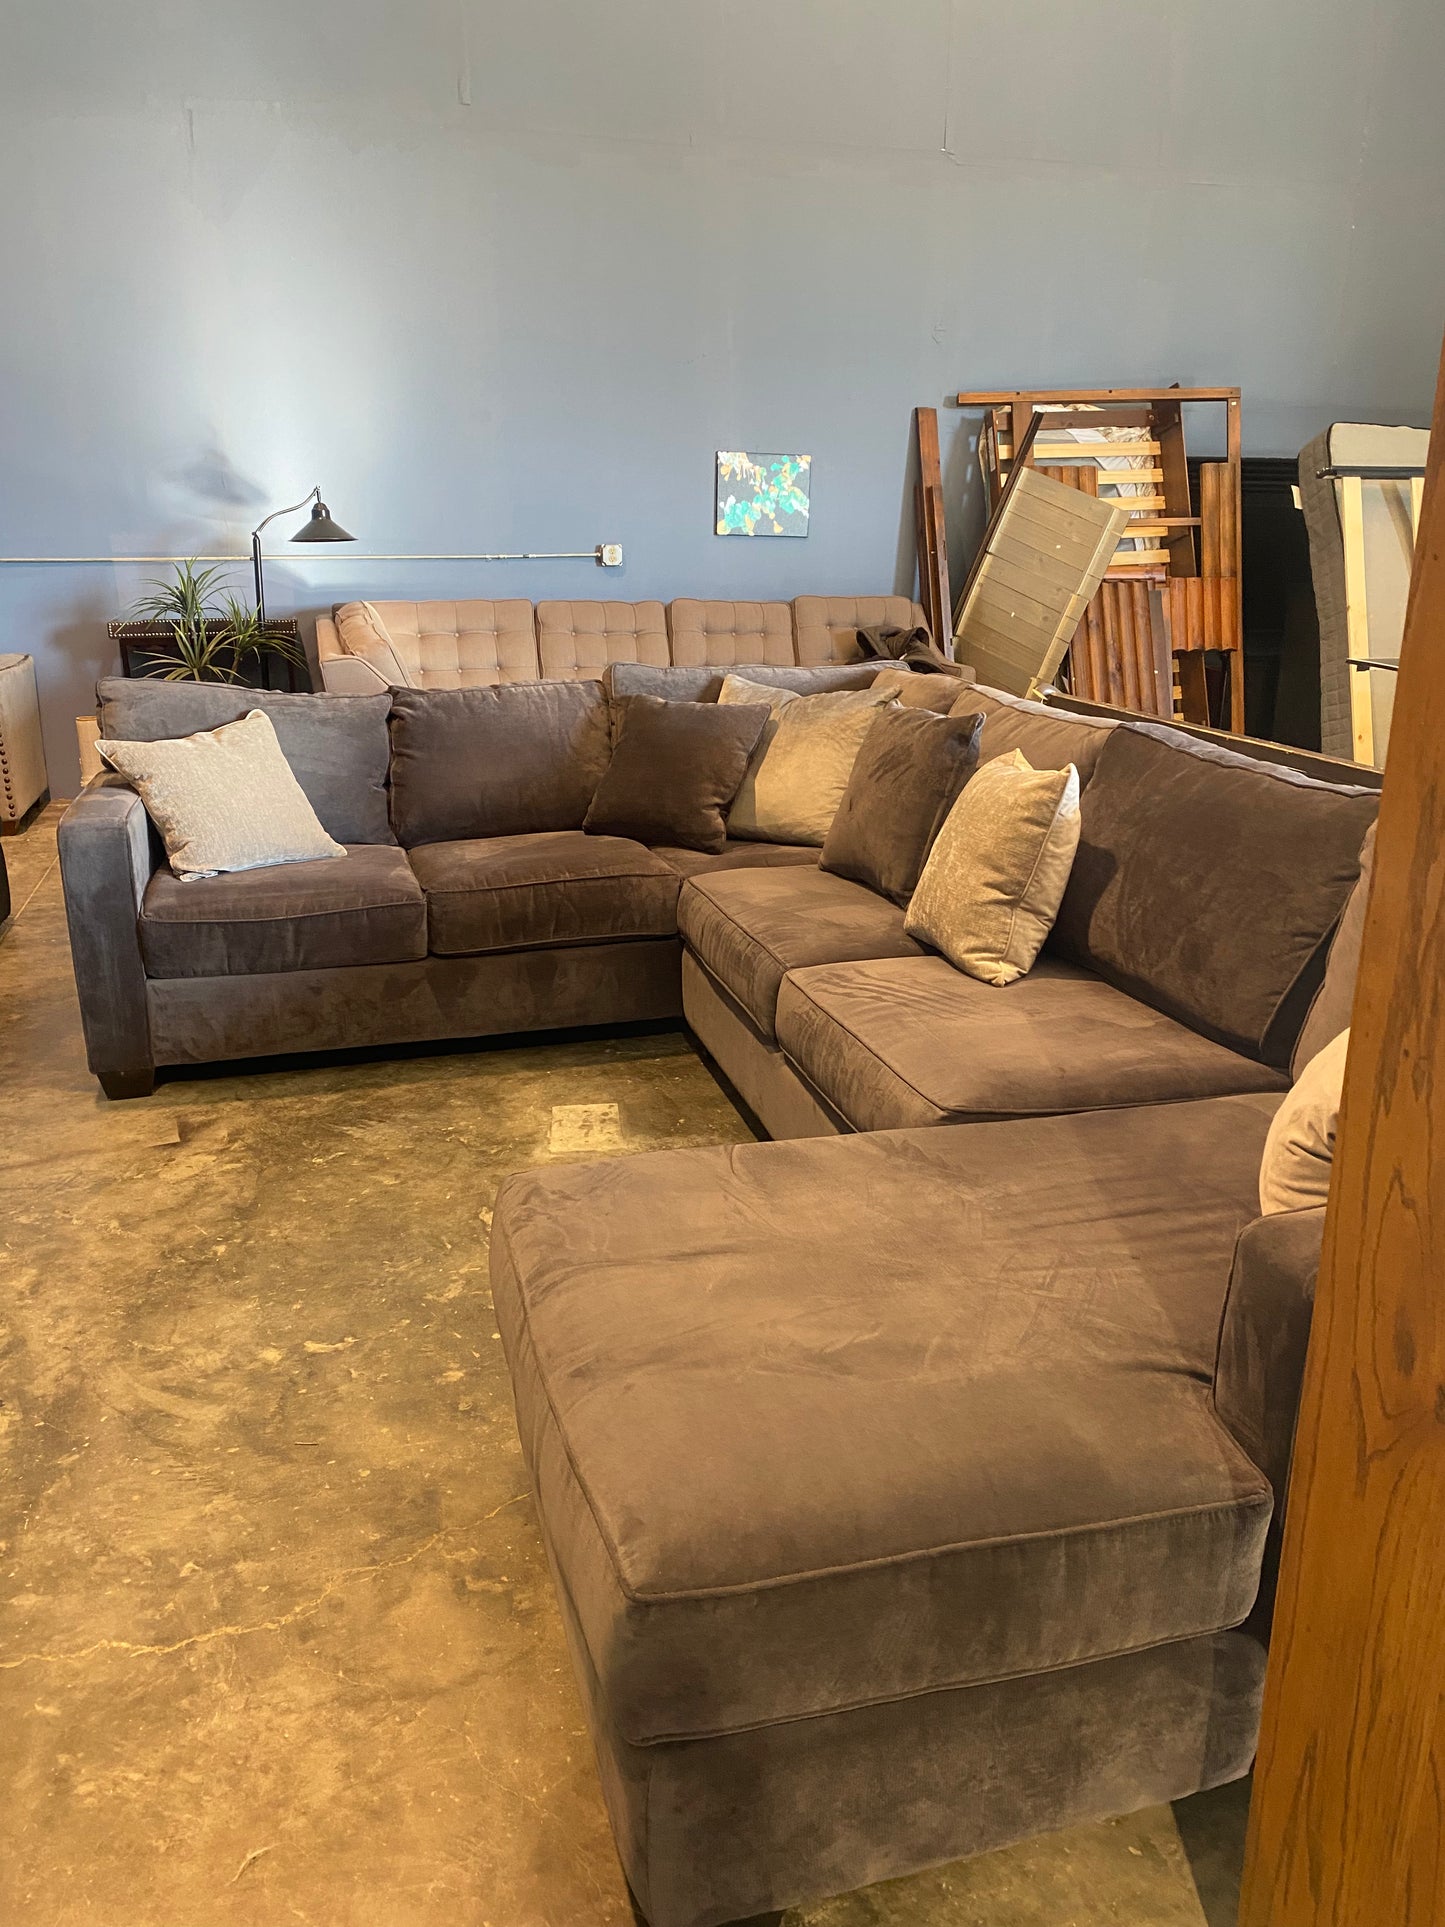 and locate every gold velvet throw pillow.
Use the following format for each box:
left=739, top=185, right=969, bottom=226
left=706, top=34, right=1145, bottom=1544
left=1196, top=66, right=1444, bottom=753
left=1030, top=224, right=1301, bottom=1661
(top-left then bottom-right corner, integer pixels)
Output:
left=97, top=708, right=346, bottom=881
left=1259, top=1026, right=1347, bottom=1214
left=719, top=675, right=895, bottom=846
left=904, top=750, right=1081, bottom=985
